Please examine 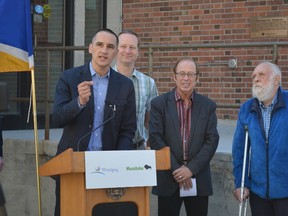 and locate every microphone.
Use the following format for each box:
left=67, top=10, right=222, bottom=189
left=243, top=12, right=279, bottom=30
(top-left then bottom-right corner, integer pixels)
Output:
left=76, top=104, right=116, bottom=151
